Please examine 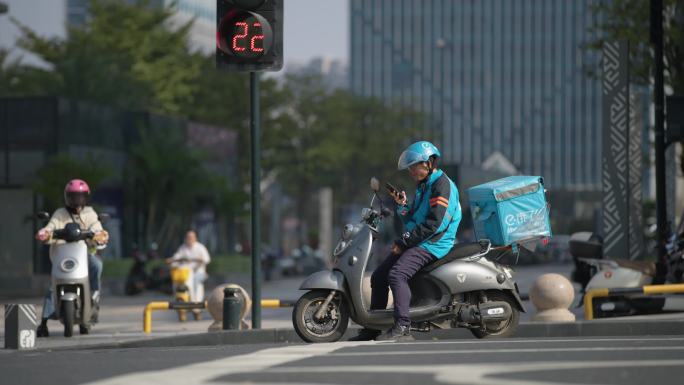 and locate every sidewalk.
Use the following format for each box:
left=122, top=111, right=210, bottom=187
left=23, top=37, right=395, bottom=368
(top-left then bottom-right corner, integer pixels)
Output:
left=0, top=277, right=300, bottom=350
left=3, top=263, right=682, bottom=351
